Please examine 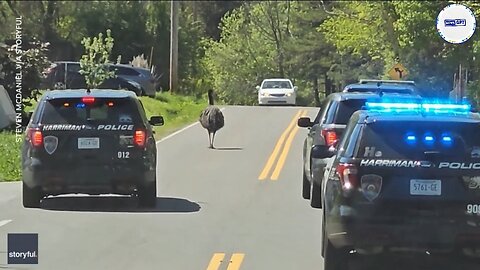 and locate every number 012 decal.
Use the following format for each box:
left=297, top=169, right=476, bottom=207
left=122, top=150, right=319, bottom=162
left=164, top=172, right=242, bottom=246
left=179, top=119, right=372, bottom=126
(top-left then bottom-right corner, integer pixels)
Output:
left=467, top=204, right=480, bottom=214
left=117, top=151, right=130, bottom=159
